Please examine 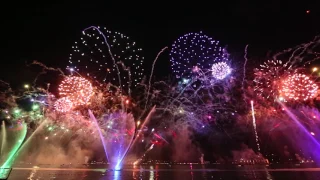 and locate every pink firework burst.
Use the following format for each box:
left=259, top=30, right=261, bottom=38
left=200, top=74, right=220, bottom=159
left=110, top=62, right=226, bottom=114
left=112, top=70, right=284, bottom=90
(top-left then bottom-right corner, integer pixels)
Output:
left=279, top=73, right=318, bottom=101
